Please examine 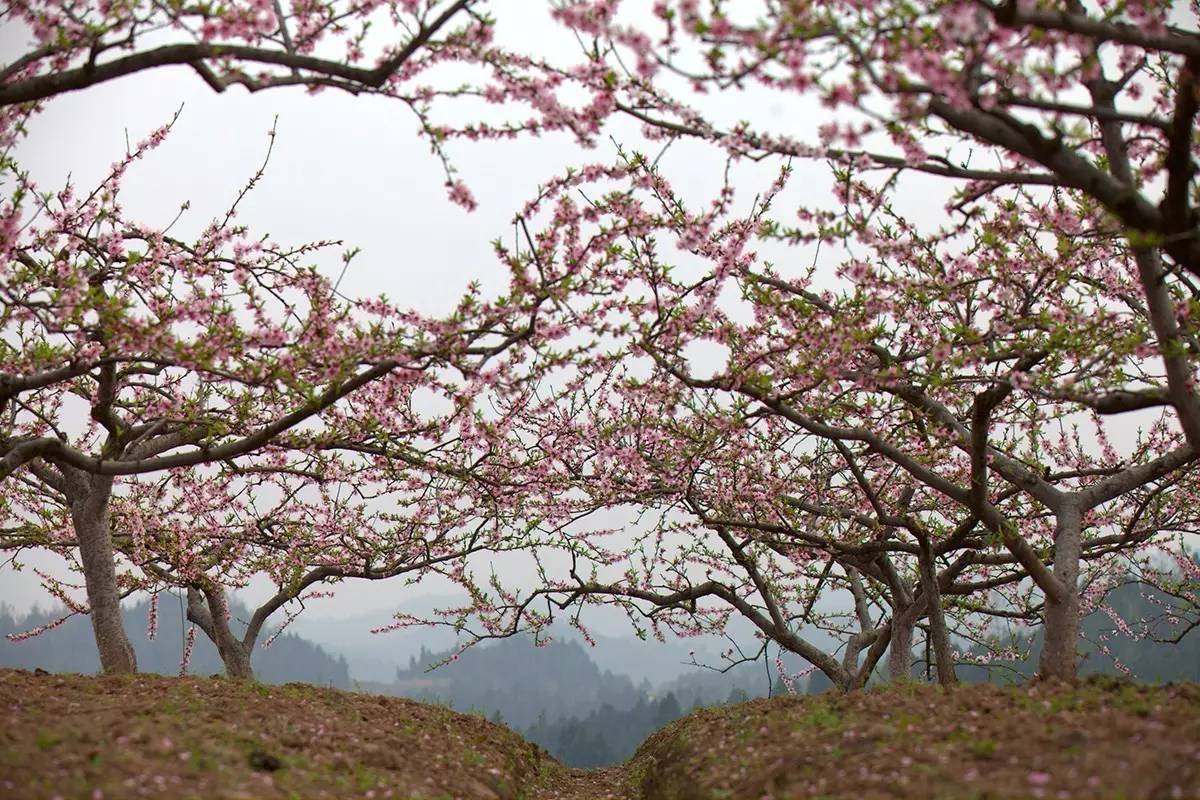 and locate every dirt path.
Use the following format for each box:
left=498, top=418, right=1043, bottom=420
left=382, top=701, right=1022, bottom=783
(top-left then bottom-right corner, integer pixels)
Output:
left=530, top=766, right=638, bottom=800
